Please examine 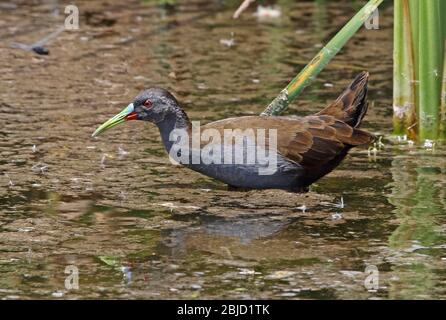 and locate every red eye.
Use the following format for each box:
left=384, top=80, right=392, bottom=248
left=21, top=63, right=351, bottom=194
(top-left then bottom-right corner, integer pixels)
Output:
left=143, top=99, right=152, bottom=108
